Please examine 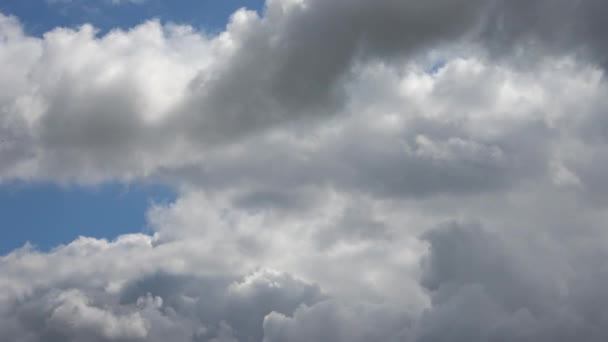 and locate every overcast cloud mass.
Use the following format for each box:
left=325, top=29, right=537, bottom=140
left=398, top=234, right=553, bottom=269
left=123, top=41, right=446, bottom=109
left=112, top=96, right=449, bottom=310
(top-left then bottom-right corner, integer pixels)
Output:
left=3, top=0, right=608, bottom=340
